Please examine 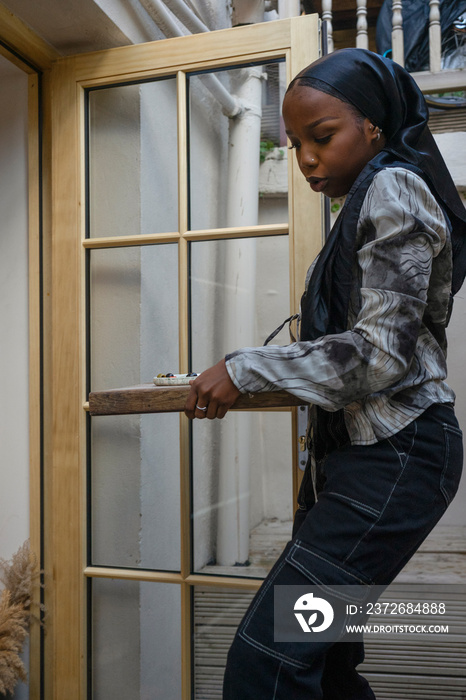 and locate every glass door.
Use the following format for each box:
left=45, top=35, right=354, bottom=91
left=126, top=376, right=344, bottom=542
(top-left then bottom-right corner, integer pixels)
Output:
left=49, top=16, right=321, bottom=699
